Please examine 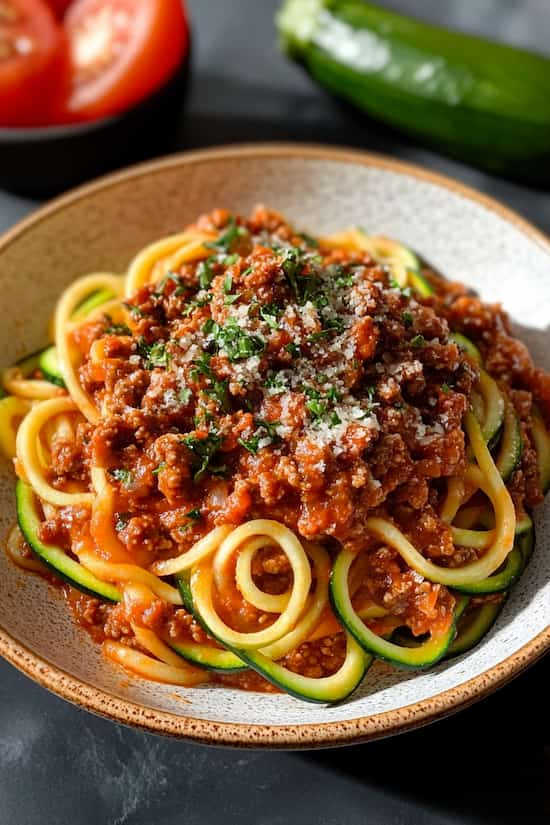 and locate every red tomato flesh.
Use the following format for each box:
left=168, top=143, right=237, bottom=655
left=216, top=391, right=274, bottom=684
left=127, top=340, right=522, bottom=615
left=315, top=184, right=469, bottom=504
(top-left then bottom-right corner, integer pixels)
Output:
left=63, top=0, right=189, bottom=122
left=44, top=0, right=73, bottom=19
left=0, top=0, right=68, bottom=127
